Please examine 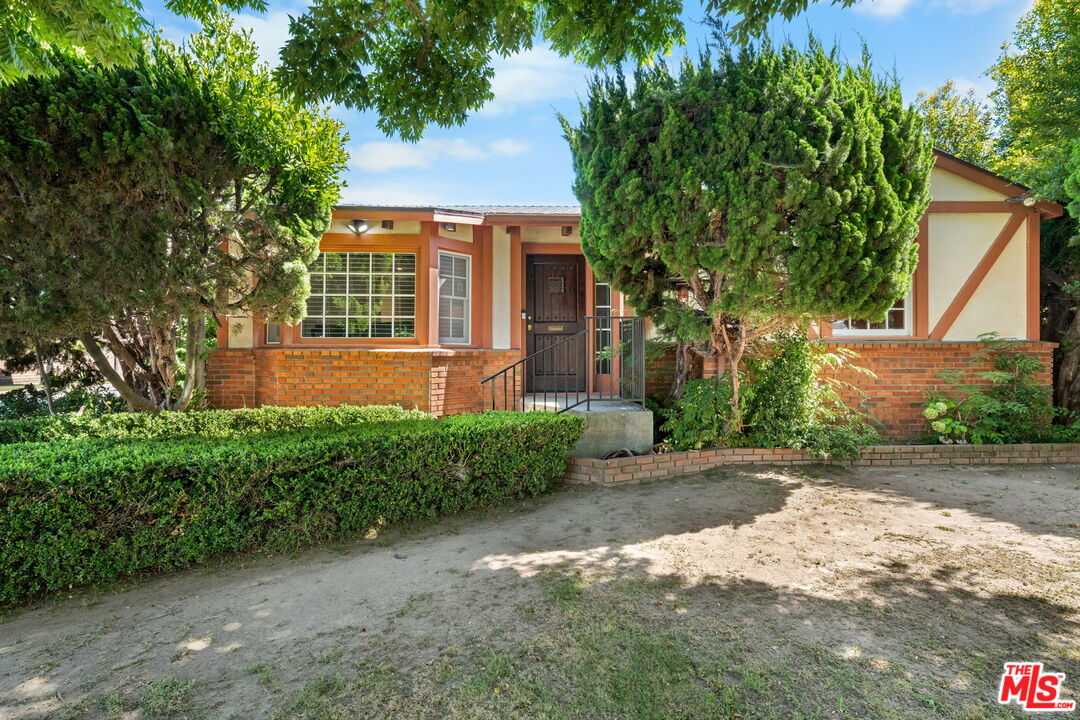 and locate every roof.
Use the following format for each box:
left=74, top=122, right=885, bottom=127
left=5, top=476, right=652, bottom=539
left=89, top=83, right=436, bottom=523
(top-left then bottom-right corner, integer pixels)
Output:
left=333, top=152, right=1065, bottom=223
left=932, top=149, right=1063, bottom=217
left=333, top=204, right=581, bottom=226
